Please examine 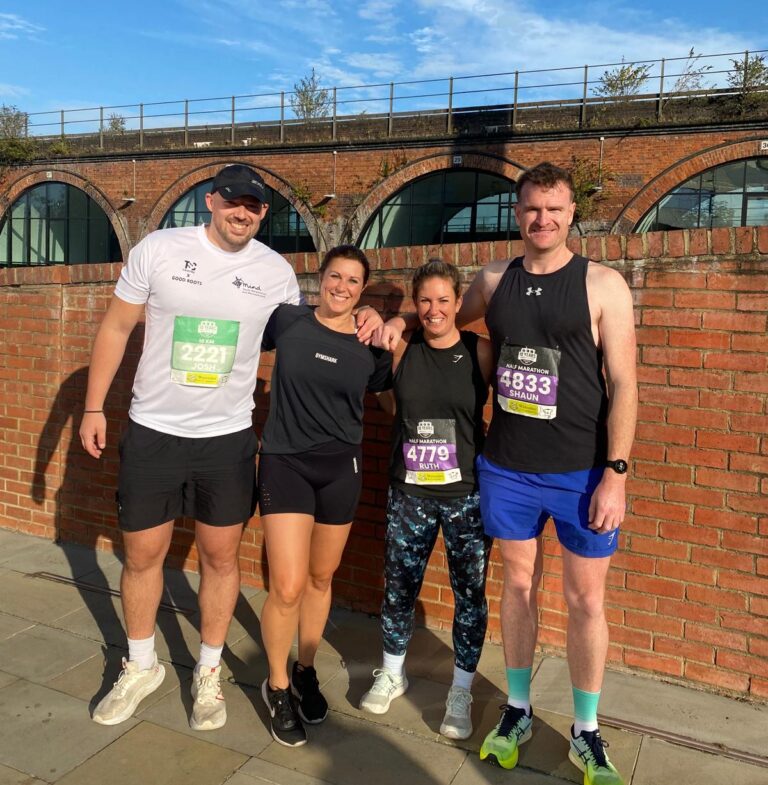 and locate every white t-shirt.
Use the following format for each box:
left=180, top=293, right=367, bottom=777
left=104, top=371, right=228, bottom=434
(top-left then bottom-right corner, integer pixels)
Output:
left=115, top=225, right=300, bottom=437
